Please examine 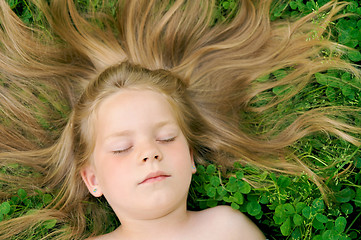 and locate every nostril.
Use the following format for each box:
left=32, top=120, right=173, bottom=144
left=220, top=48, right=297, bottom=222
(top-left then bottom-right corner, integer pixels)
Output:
left=142, top=155, right=159, bottom=162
